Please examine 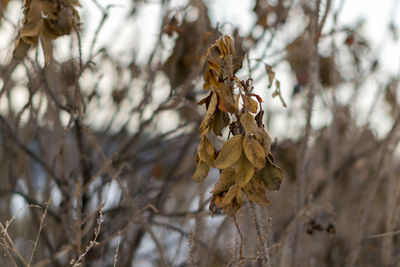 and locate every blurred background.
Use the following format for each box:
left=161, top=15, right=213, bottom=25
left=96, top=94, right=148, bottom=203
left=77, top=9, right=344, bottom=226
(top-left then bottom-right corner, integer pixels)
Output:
left=0, top=0, right=400, bottom=266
